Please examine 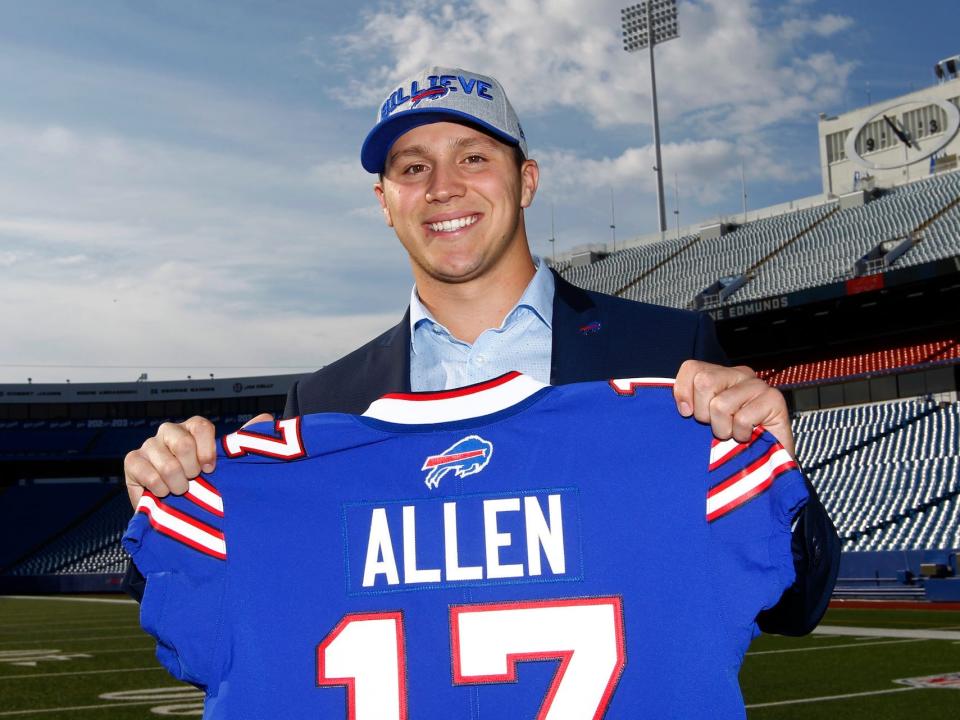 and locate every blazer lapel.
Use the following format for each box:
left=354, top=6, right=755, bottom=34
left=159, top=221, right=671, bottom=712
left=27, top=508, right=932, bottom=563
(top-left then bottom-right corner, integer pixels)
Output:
left=370, top=308, right=413, bottom=395
left=550, top=271, right=607, bottom=384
